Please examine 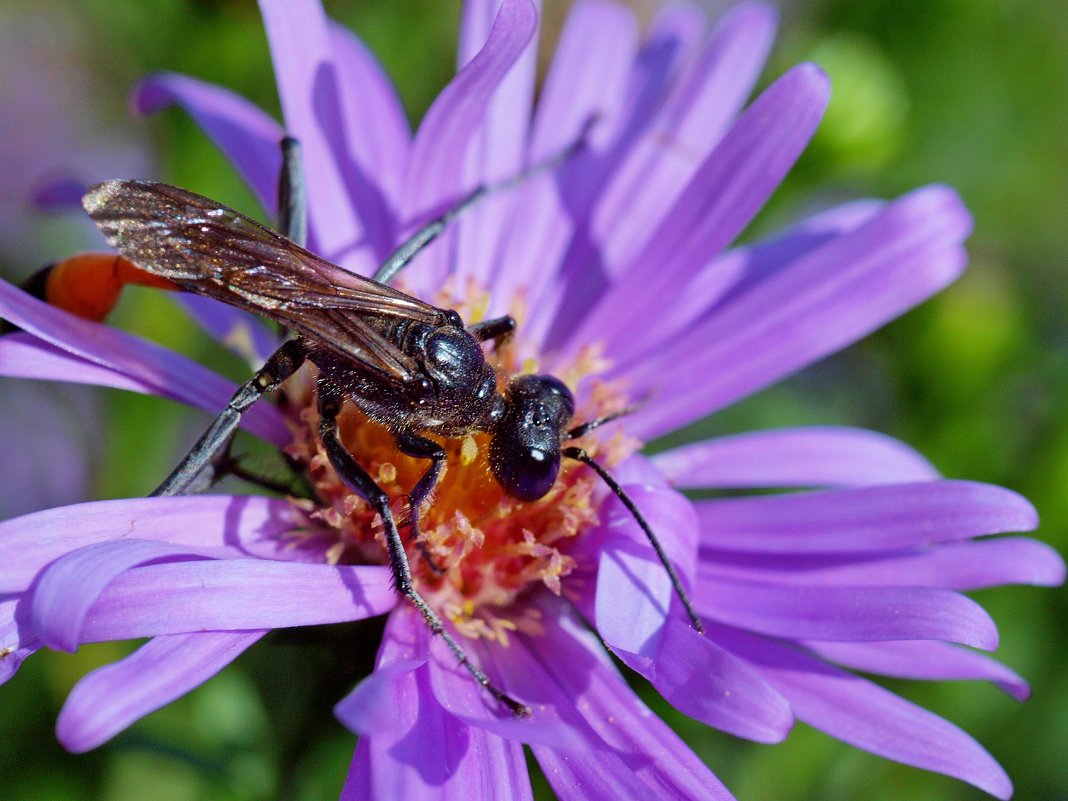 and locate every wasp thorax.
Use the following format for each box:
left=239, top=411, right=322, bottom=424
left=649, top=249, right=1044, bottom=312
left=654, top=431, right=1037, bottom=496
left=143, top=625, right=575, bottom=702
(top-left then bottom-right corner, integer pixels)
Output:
left=489, top=374, right=576, bottom=502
